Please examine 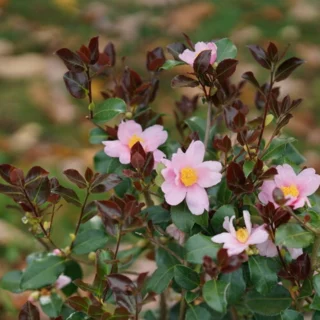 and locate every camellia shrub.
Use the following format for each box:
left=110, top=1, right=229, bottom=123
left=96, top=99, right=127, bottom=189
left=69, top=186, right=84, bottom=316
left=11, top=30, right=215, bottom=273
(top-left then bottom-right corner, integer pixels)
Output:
left=1, top=35, right=320, bottom=320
